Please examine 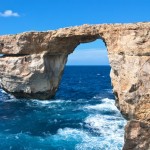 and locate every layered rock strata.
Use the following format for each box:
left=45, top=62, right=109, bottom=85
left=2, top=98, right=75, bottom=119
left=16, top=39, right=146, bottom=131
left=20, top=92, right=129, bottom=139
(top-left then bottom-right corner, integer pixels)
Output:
left=0, top=22, right=150, bottom=149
